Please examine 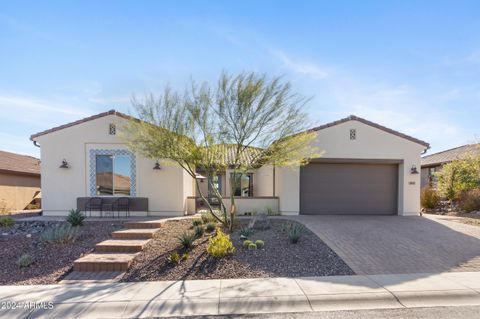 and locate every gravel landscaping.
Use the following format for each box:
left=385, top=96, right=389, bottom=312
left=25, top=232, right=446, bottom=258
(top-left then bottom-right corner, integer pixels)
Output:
left=122, top=218, right=354, bottom=281
left=0, top=220, right=123, bottom=285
